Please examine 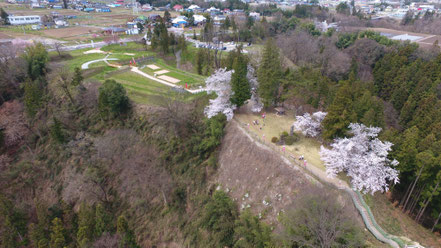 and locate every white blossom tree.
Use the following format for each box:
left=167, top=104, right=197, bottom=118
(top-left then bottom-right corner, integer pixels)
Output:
left=293, top=111, right=327, bottom=137
left=204, top=68, right=236, bottom=120
left=247, top=65, right=263, bottom=113
left=320, top=123, right=399, bottom=194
